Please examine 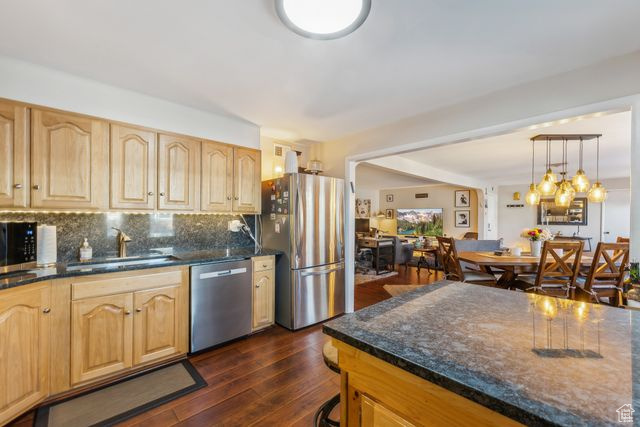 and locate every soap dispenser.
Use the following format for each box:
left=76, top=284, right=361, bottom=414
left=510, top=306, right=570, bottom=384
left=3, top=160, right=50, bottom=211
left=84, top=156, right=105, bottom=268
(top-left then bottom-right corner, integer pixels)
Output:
left=79, top=238, right=93, bottom=261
